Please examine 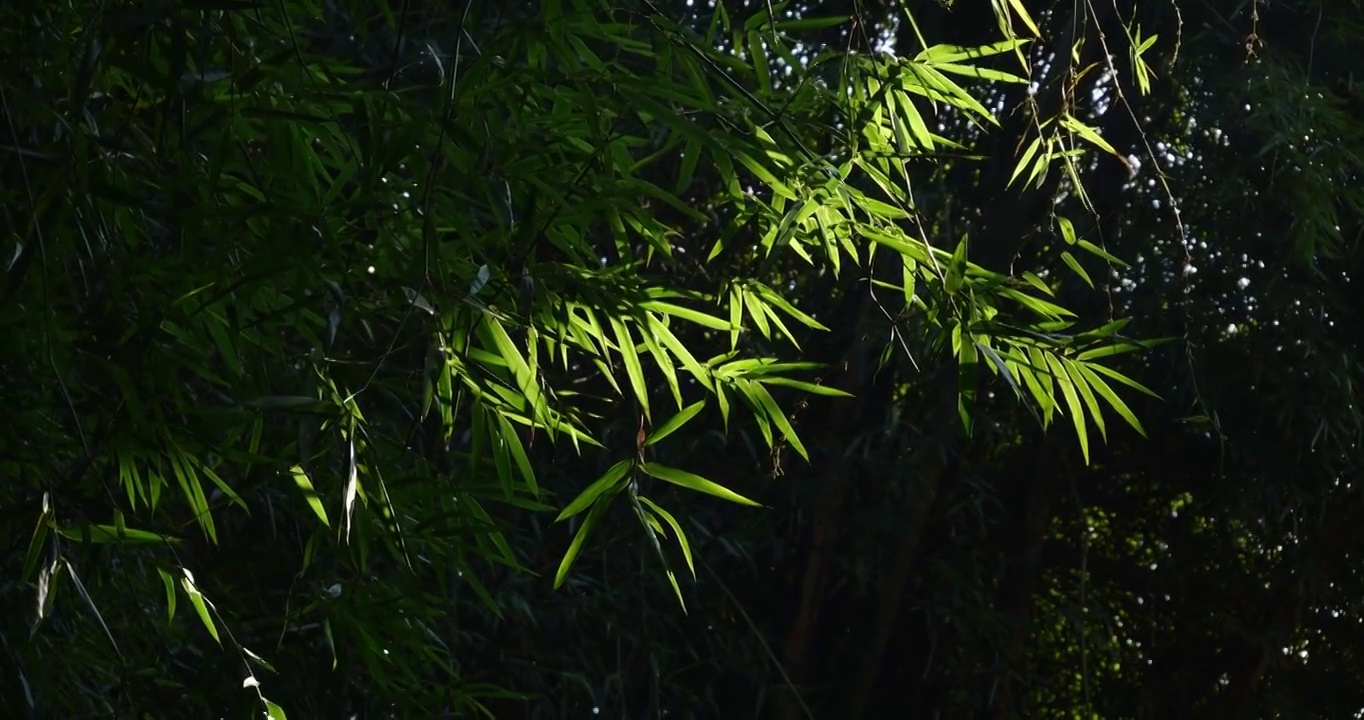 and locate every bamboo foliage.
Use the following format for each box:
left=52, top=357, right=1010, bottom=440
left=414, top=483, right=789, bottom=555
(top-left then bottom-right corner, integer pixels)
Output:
left=0, top=0, right=1158, bottom=714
